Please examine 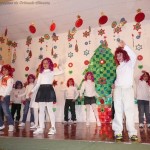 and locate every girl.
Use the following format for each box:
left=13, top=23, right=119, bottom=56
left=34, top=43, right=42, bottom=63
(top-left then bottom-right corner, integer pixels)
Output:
left=63, top=78, right=79, bottom=124
left=11, top=80, right=24, bottom=122
left=29, top=57, right=63, bottom=135
left=18, top=74, right=35, bottom=127
left=112, top=40, right=138, bottom=141
left=136, top=71, right=150, bottom=128
left=80, top=72, right=101, bottom=126
left=0, top=64, right=14, bottom=132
